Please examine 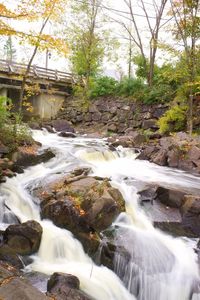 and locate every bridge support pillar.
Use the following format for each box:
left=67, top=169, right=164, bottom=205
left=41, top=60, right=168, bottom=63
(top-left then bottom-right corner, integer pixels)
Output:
left=0, top=88, right=8, bottom=98
left=32, top=93, right=65, bottom=119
